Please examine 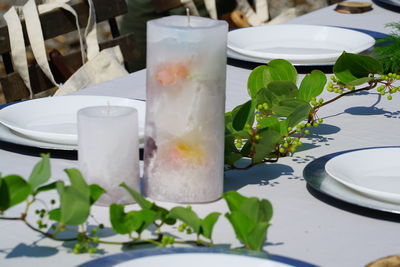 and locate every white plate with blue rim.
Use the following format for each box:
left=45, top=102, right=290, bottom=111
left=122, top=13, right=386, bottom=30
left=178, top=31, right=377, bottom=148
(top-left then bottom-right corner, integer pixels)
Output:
left=0, top=95, right=146, bottom=147
left=228, top=24, right=375, bottom=65
left=325, top=147, right=400, bottom=204
left=79, top=247, right=316, bottom=267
